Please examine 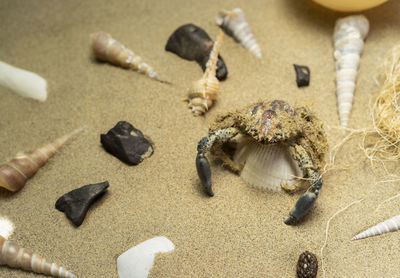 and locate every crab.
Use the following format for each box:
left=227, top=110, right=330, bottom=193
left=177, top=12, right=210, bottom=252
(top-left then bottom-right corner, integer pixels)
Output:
left=195, top=100, right=328, bottom=225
